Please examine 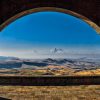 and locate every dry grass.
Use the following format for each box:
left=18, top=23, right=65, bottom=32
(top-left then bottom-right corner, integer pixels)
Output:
left=0, top=66, right=100, bottom=76
left=75, top=69, right=100, bottom=76
left=0, top=85, right=100, bottom=100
